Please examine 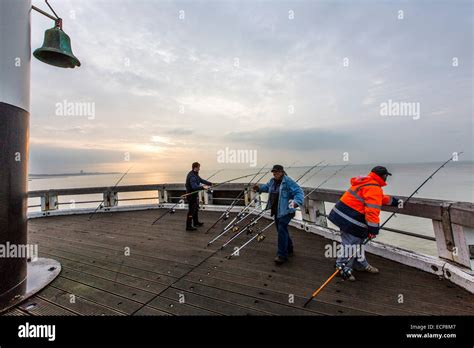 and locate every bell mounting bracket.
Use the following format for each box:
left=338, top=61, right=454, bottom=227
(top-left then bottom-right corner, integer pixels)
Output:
left=32, top=0, right=62, bottom=29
